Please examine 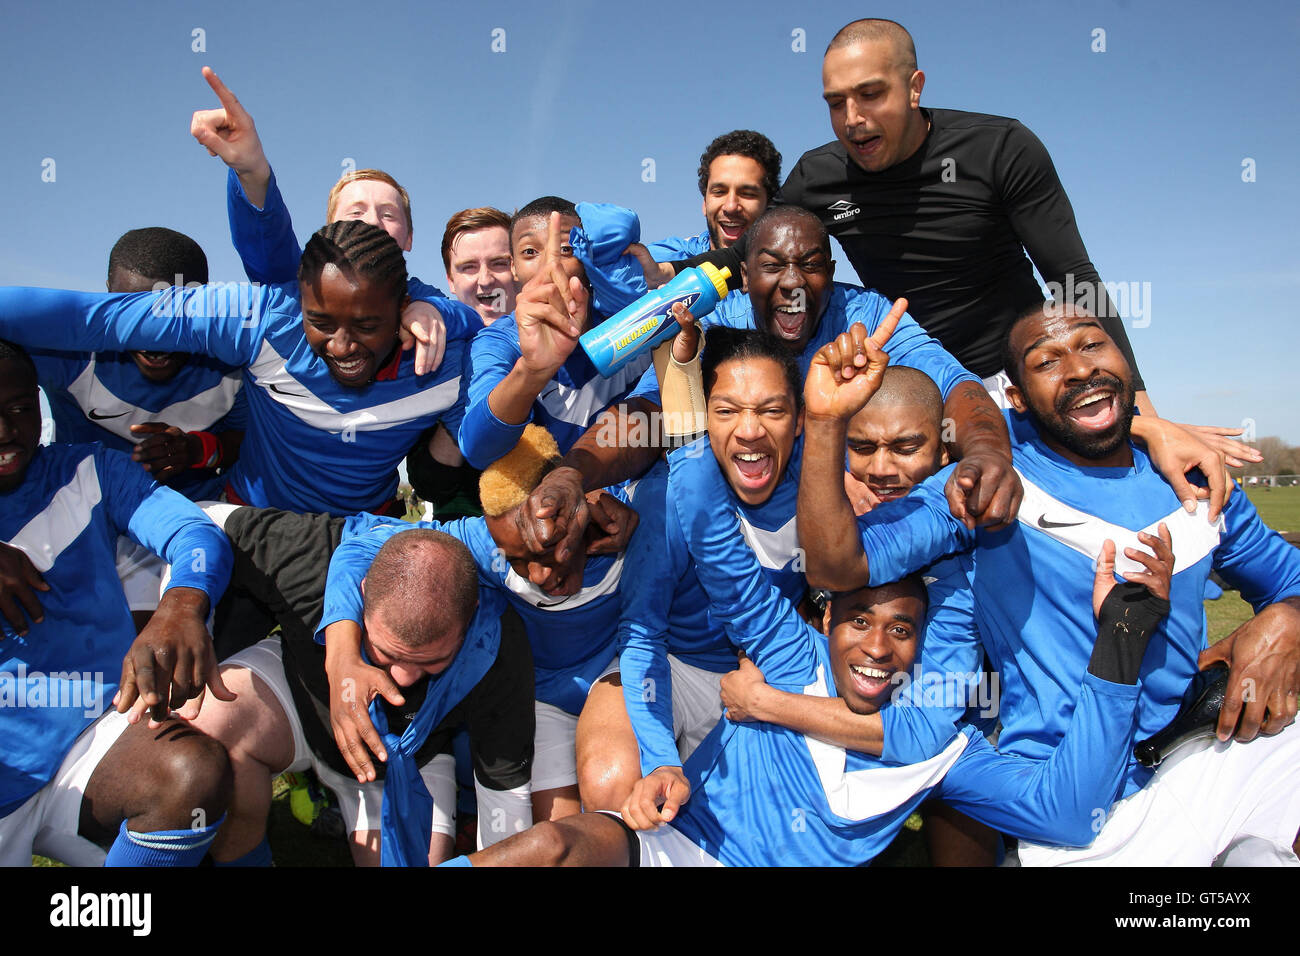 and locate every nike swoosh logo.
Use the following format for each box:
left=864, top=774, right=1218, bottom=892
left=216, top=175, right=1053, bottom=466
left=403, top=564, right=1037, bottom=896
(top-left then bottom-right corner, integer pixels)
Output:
left=535, top=599, right=568, bottom=609
left=1037, top=515, right=1086, bottom=529
left=87, top=408, right=129, bottom=421
left=268, top=383, right=308, bottom=398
